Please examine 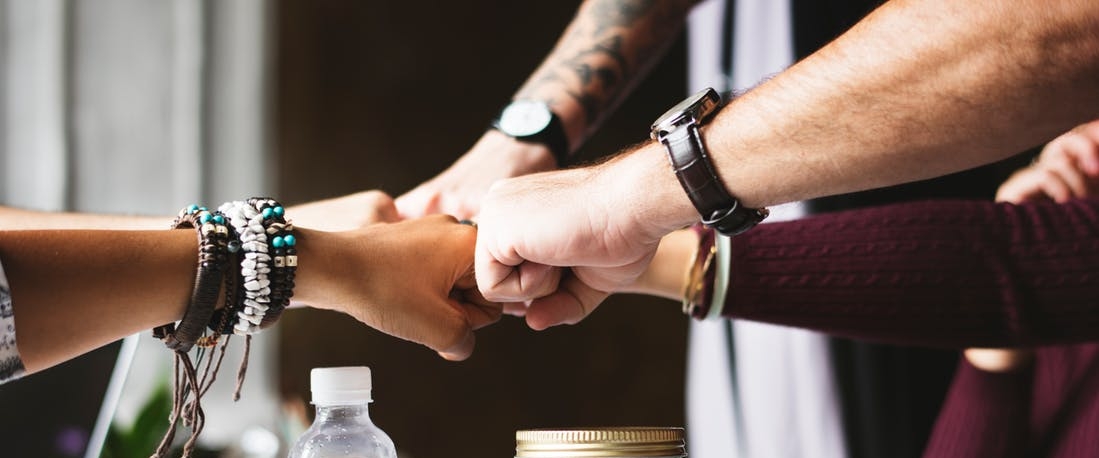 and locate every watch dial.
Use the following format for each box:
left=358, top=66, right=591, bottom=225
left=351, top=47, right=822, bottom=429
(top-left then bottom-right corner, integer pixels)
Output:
left=651, top=88, right=721, bottom=137
left=499, top=100, right=552, bottom=137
